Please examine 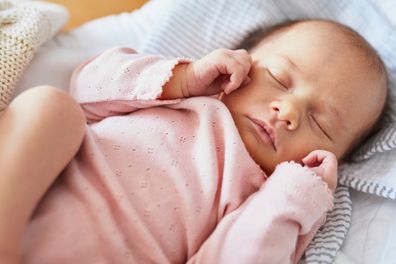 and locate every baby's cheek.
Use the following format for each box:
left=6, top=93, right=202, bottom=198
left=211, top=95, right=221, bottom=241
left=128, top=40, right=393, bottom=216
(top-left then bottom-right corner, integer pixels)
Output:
left=281, top=140, right=320, bottom=164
